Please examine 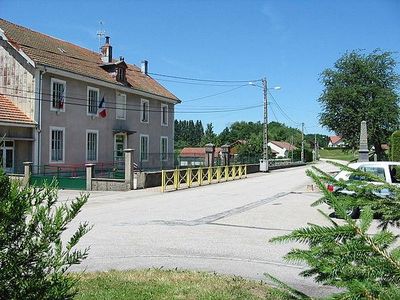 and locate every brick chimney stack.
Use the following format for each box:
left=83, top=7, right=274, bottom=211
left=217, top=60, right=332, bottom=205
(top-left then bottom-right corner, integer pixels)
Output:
left=101, top=36, right=112, bottom=63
